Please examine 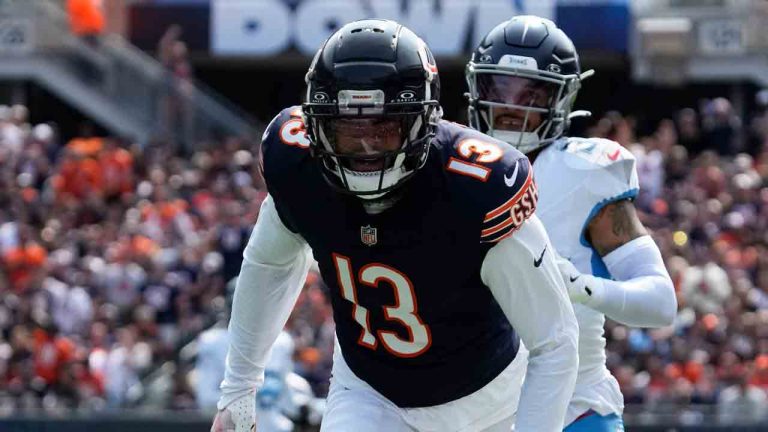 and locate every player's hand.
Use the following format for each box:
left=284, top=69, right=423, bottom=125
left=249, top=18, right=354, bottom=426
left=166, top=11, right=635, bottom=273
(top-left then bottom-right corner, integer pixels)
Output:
left=556, top=256, right=601, bottom=305
left=211, top=392, right=256, bottom=432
